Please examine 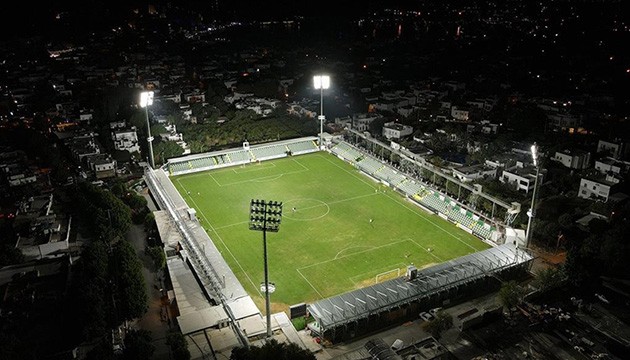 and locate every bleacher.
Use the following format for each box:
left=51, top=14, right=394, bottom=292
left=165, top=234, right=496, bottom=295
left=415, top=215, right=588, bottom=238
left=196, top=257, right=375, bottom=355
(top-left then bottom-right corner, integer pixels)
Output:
left=167, top=136, right=319, bottom=175
left=229, top=150, right=250, bottom=163
left=331, top=142, right=363, bottom=162
left=398, top=179, right=424, bottom=196
left=287, top=140, right=319, bottom=155
left=330, top=140, right=497, bottom=241
left=250, top=143, right=289, bottom=161
left=376, top=166, right=406, bottom=186
left=358, top=157, right=383, bottom=174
